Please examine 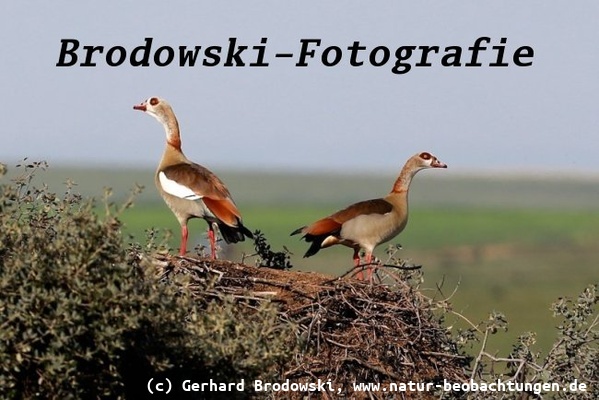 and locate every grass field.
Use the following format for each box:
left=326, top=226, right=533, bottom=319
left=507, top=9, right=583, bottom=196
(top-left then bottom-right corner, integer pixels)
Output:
left=5, top=164, right=599, bottom=357
left=119, top=203, right=599, bottom=357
